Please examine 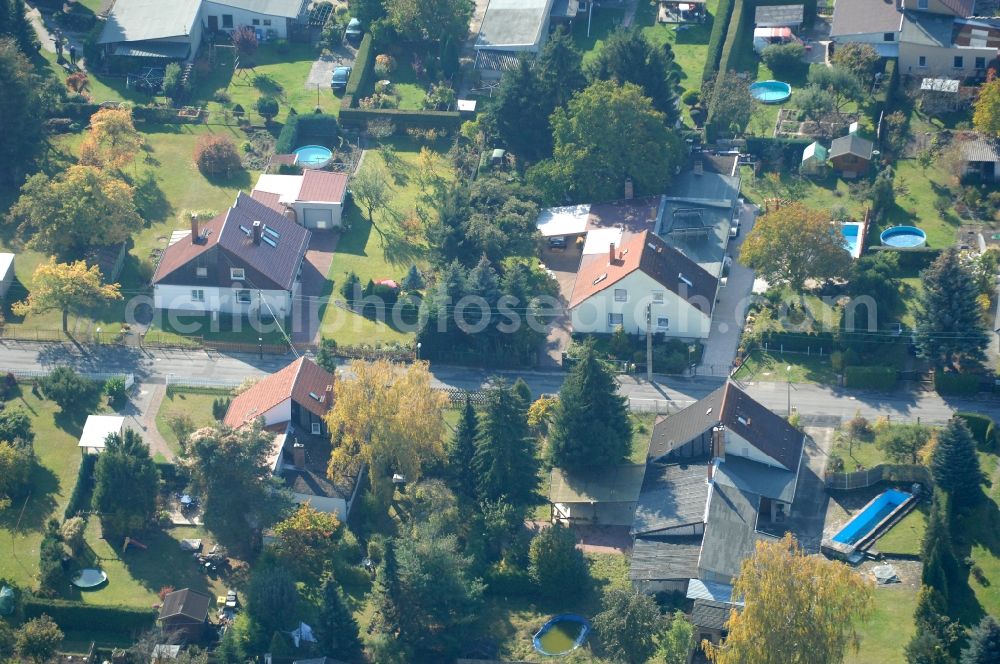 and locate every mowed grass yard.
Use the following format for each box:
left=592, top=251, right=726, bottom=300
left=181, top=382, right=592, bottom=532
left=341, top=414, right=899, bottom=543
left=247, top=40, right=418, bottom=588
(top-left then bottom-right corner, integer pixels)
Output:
left=319, top=138, right=452, bottom=346
left=155, top=388, right=228, bottom=457
left=845, top=585, right=919, bottom=664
